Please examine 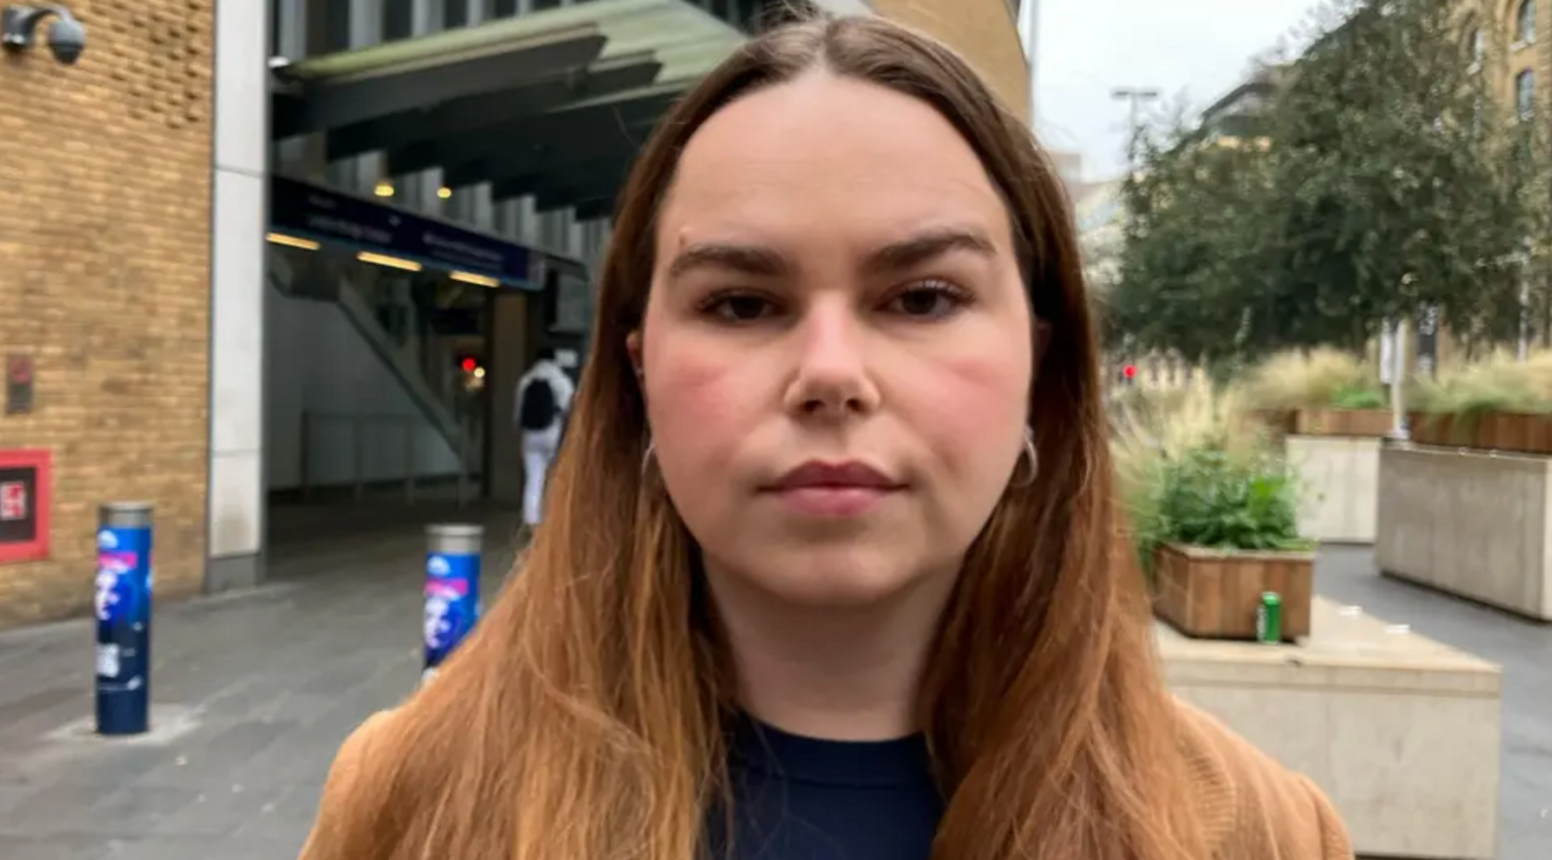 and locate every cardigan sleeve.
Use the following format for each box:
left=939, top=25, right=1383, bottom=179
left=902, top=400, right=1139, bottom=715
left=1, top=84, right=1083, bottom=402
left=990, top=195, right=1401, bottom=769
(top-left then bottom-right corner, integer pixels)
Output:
left=1300, top=773, right=1355, bottom=860
left=296, top=710, right=395, bottom=860
left=1174, top=699, right=1356, bottom=860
